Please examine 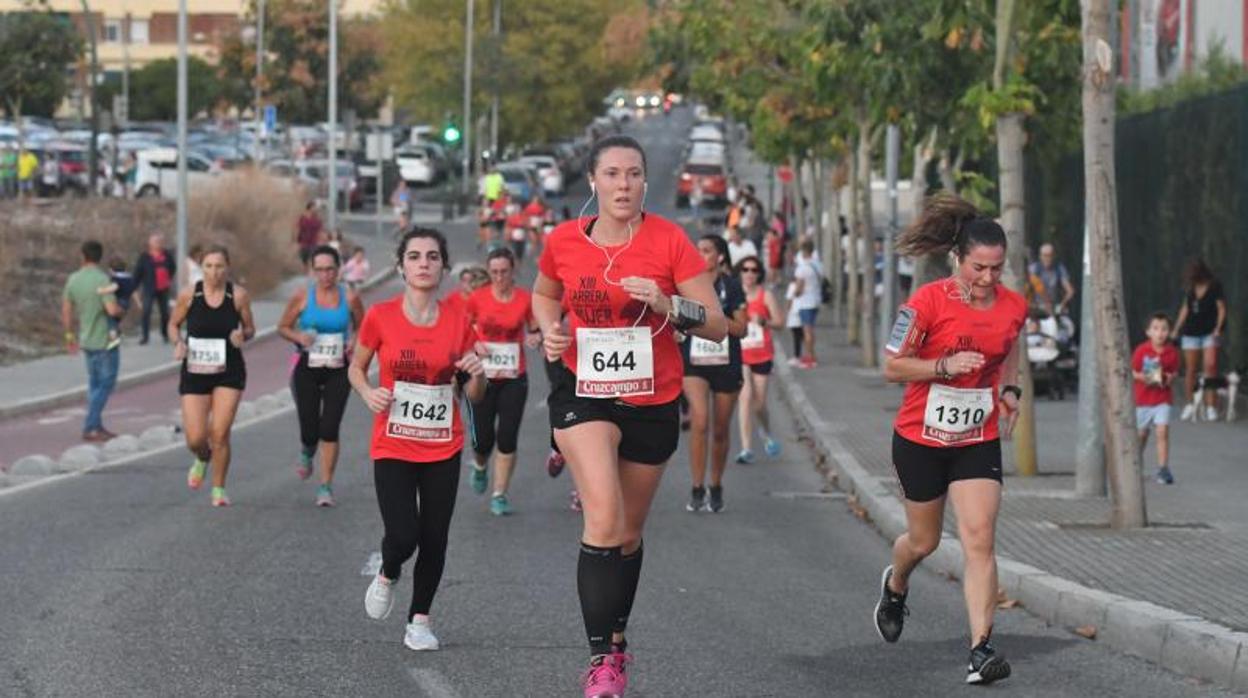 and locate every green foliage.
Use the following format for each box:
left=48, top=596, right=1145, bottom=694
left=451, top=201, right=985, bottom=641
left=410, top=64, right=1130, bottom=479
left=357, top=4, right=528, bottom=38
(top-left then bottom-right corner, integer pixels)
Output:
left=217, top=0, right=385, bottom=123
left=0, top=7, right=83, bottom=119
left=1118, top=44, right=1248, bottom=115
left=116, top=57, right=221, bottom=121
left=379, top=0, right=645, bottom=149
